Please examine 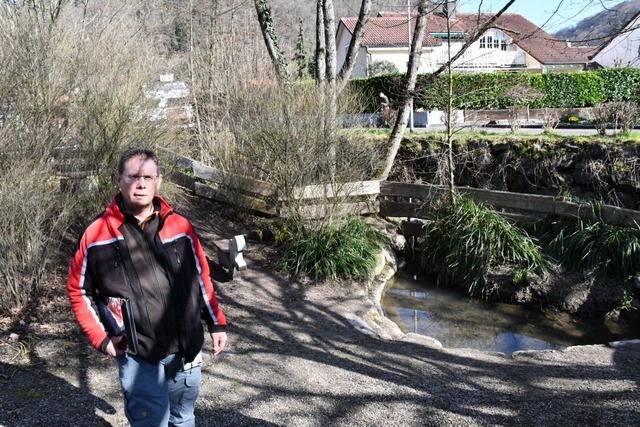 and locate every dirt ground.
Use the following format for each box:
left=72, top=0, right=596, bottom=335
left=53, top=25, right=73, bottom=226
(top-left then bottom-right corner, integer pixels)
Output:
left=1, top=196, right=640, bottom=426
